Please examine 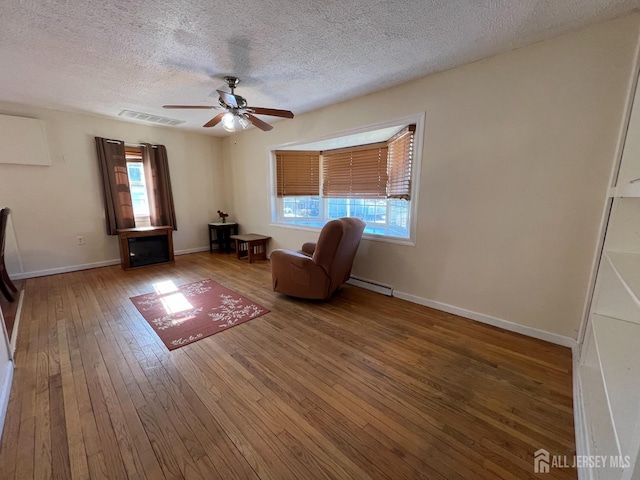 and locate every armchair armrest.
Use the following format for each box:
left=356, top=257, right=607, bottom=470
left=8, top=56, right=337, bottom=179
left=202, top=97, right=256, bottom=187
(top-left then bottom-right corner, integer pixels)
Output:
left=270, top=248, right=331, bottom=299
left=271, top=249, right=317, bottom=267
left=300, top=242, right=317, bottom=257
